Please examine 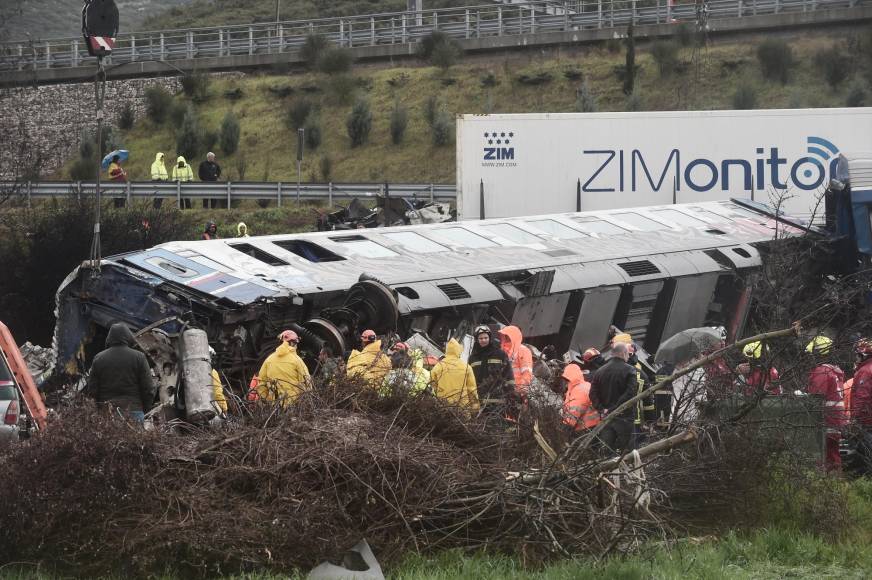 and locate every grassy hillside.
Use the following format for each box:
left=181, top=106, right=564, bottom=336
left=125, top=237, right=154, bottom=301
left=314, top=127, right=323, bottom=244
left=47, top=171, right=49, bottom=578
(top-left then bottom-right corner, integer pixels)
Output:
left=63, top=28, right=870, bottom=184
left=142, top=0, right=471, bottom=31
